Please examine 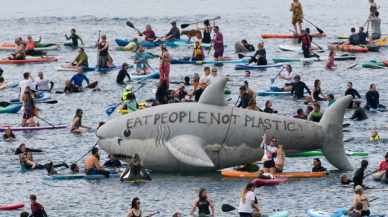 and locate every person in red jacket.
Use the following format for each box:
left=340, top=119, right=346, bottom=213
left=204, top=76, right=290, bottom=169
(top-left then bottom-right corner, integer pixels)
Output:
left=30, top=194, right=48, bottom=217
